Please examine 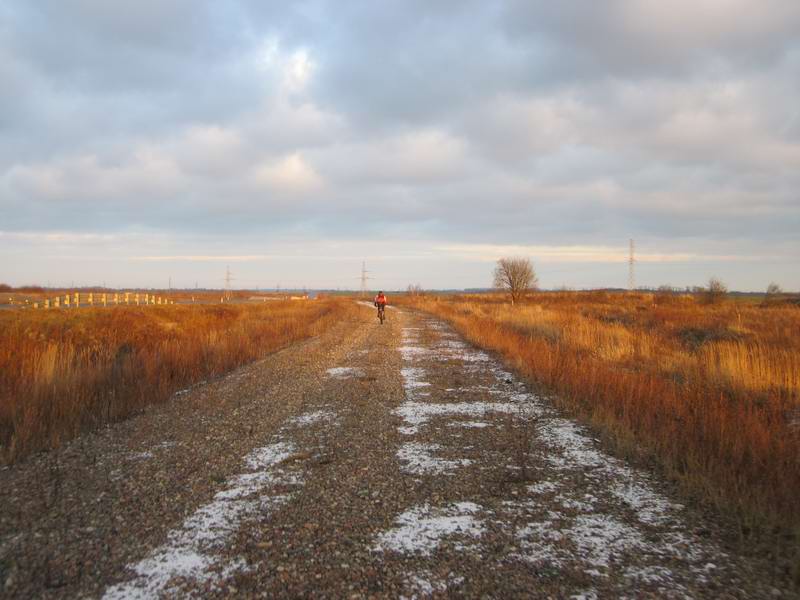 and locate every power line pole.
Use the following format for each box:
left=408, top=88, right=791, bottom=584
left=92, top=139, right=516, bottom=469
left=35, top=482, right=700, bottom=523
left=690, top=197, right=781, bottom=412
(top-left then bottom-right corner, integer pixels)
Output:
left=360, top=260, right=371, bottom=297
left=628, top=239, right=635, bottom=291
left=225, top=265, right=233, bottom=300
